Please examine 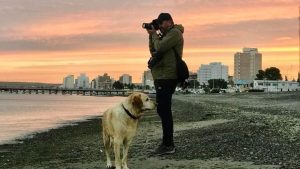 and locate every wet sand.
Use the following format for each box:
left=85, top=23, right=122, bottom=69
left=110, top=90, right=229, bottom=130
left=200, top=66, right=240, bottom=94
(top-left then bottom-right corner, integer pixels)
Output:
left=0, top=92, right=299, bottom=169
